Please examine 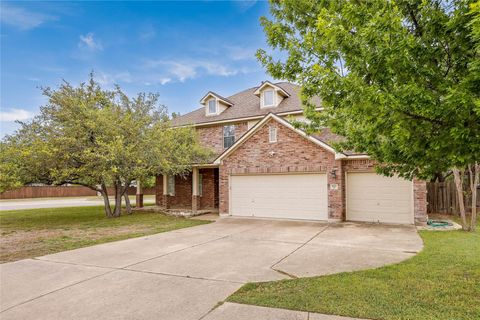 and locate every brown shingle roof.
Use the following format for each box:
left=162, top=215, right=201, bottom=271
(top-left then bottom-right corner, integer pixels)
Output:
left=171, top=81, right=366, bottom=157
left=171, top=82, right=319, bottom=127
